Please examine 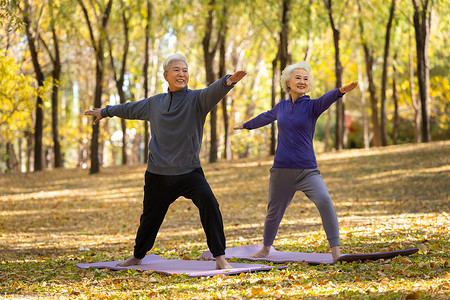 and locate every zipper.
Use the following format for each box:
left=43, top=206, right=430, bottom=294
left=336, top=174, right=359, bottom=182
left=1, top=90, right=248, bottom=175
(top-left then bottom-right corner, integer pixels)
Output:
left=167, top=91, right=172, bottom=112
